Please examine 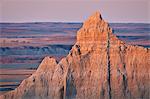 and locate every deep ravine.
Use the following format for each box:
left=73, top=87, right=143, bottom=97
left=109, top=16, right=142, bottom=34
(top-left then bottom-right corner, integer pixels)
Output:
left=106, top=31, right=111, bottom=99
